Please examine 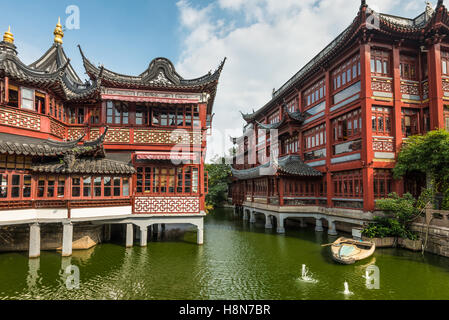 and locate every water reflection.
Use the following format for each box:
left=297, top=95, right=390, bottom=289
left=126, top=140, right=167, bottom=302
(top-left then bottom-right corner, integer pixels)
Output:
left=1, top=208, right=449, bottom=300
left=26, top=258, right=39, bottom=292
